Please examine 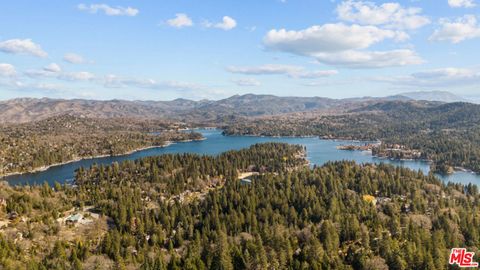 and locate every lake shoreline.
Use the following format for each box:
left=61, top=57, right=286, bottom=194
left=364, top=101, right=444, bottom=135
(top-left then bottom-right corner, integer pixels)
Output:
left=223, top=131, right=480, bottom=176
left=3, top=130, right=480, bottom=186
left=0, top=138, right=206, bottom=180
